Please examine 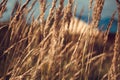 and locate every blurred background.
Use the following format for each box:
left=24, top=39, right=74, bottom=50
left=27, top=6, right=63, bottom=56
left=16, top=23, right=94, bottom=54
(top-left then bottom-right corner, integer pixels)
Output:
left=0, top=0, right=118, bottom=33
